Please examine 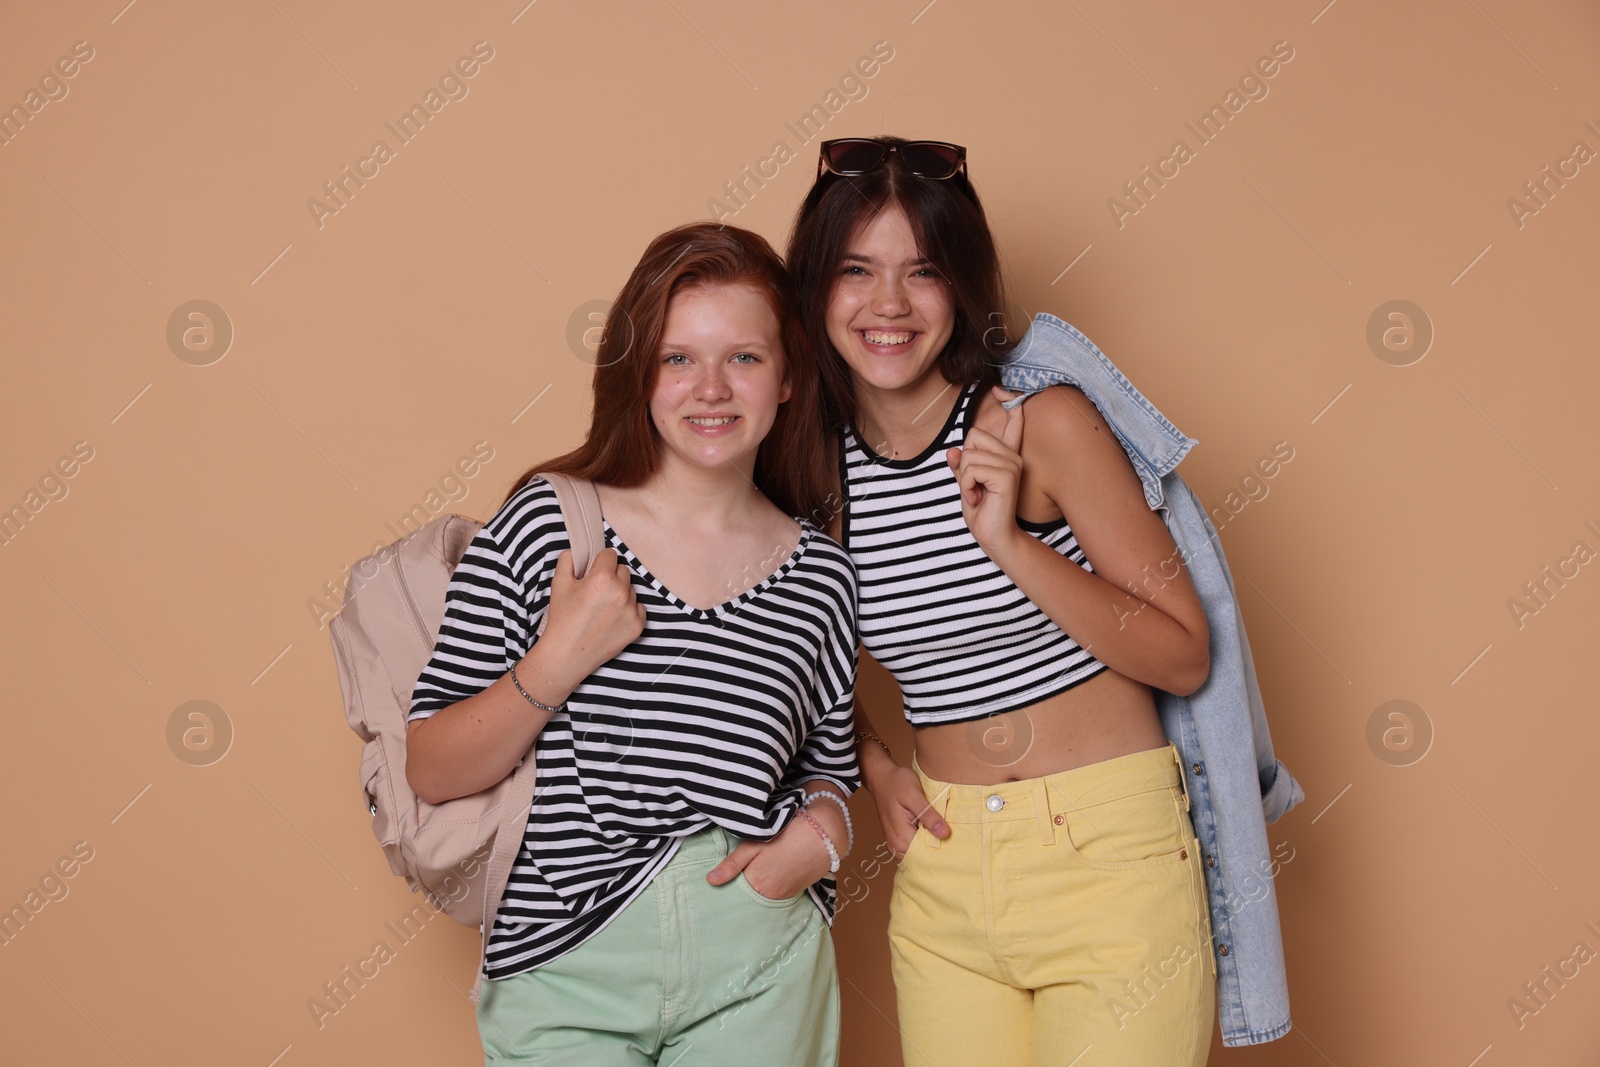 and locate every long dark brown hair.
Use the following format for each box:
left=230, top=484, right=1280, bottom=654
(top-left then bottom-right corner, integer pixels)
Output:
left=503, top=222, right=831, bottom=520
left=785, top=135, right=1014, bottom=434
